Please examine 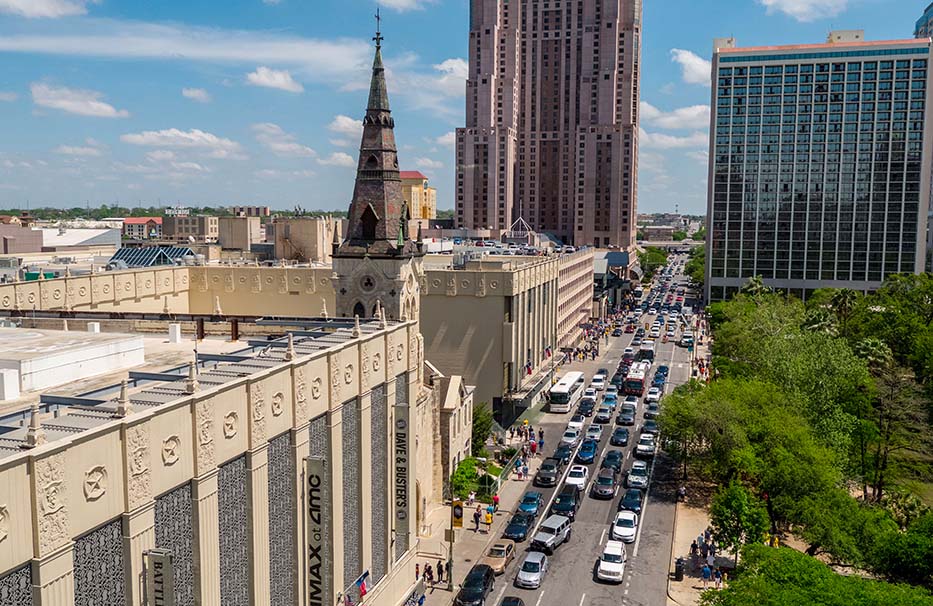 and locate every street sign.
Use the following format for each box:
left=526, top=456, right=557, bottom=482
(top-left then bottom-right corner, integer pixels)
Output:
left=452, top=500, right=464, bottom=529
